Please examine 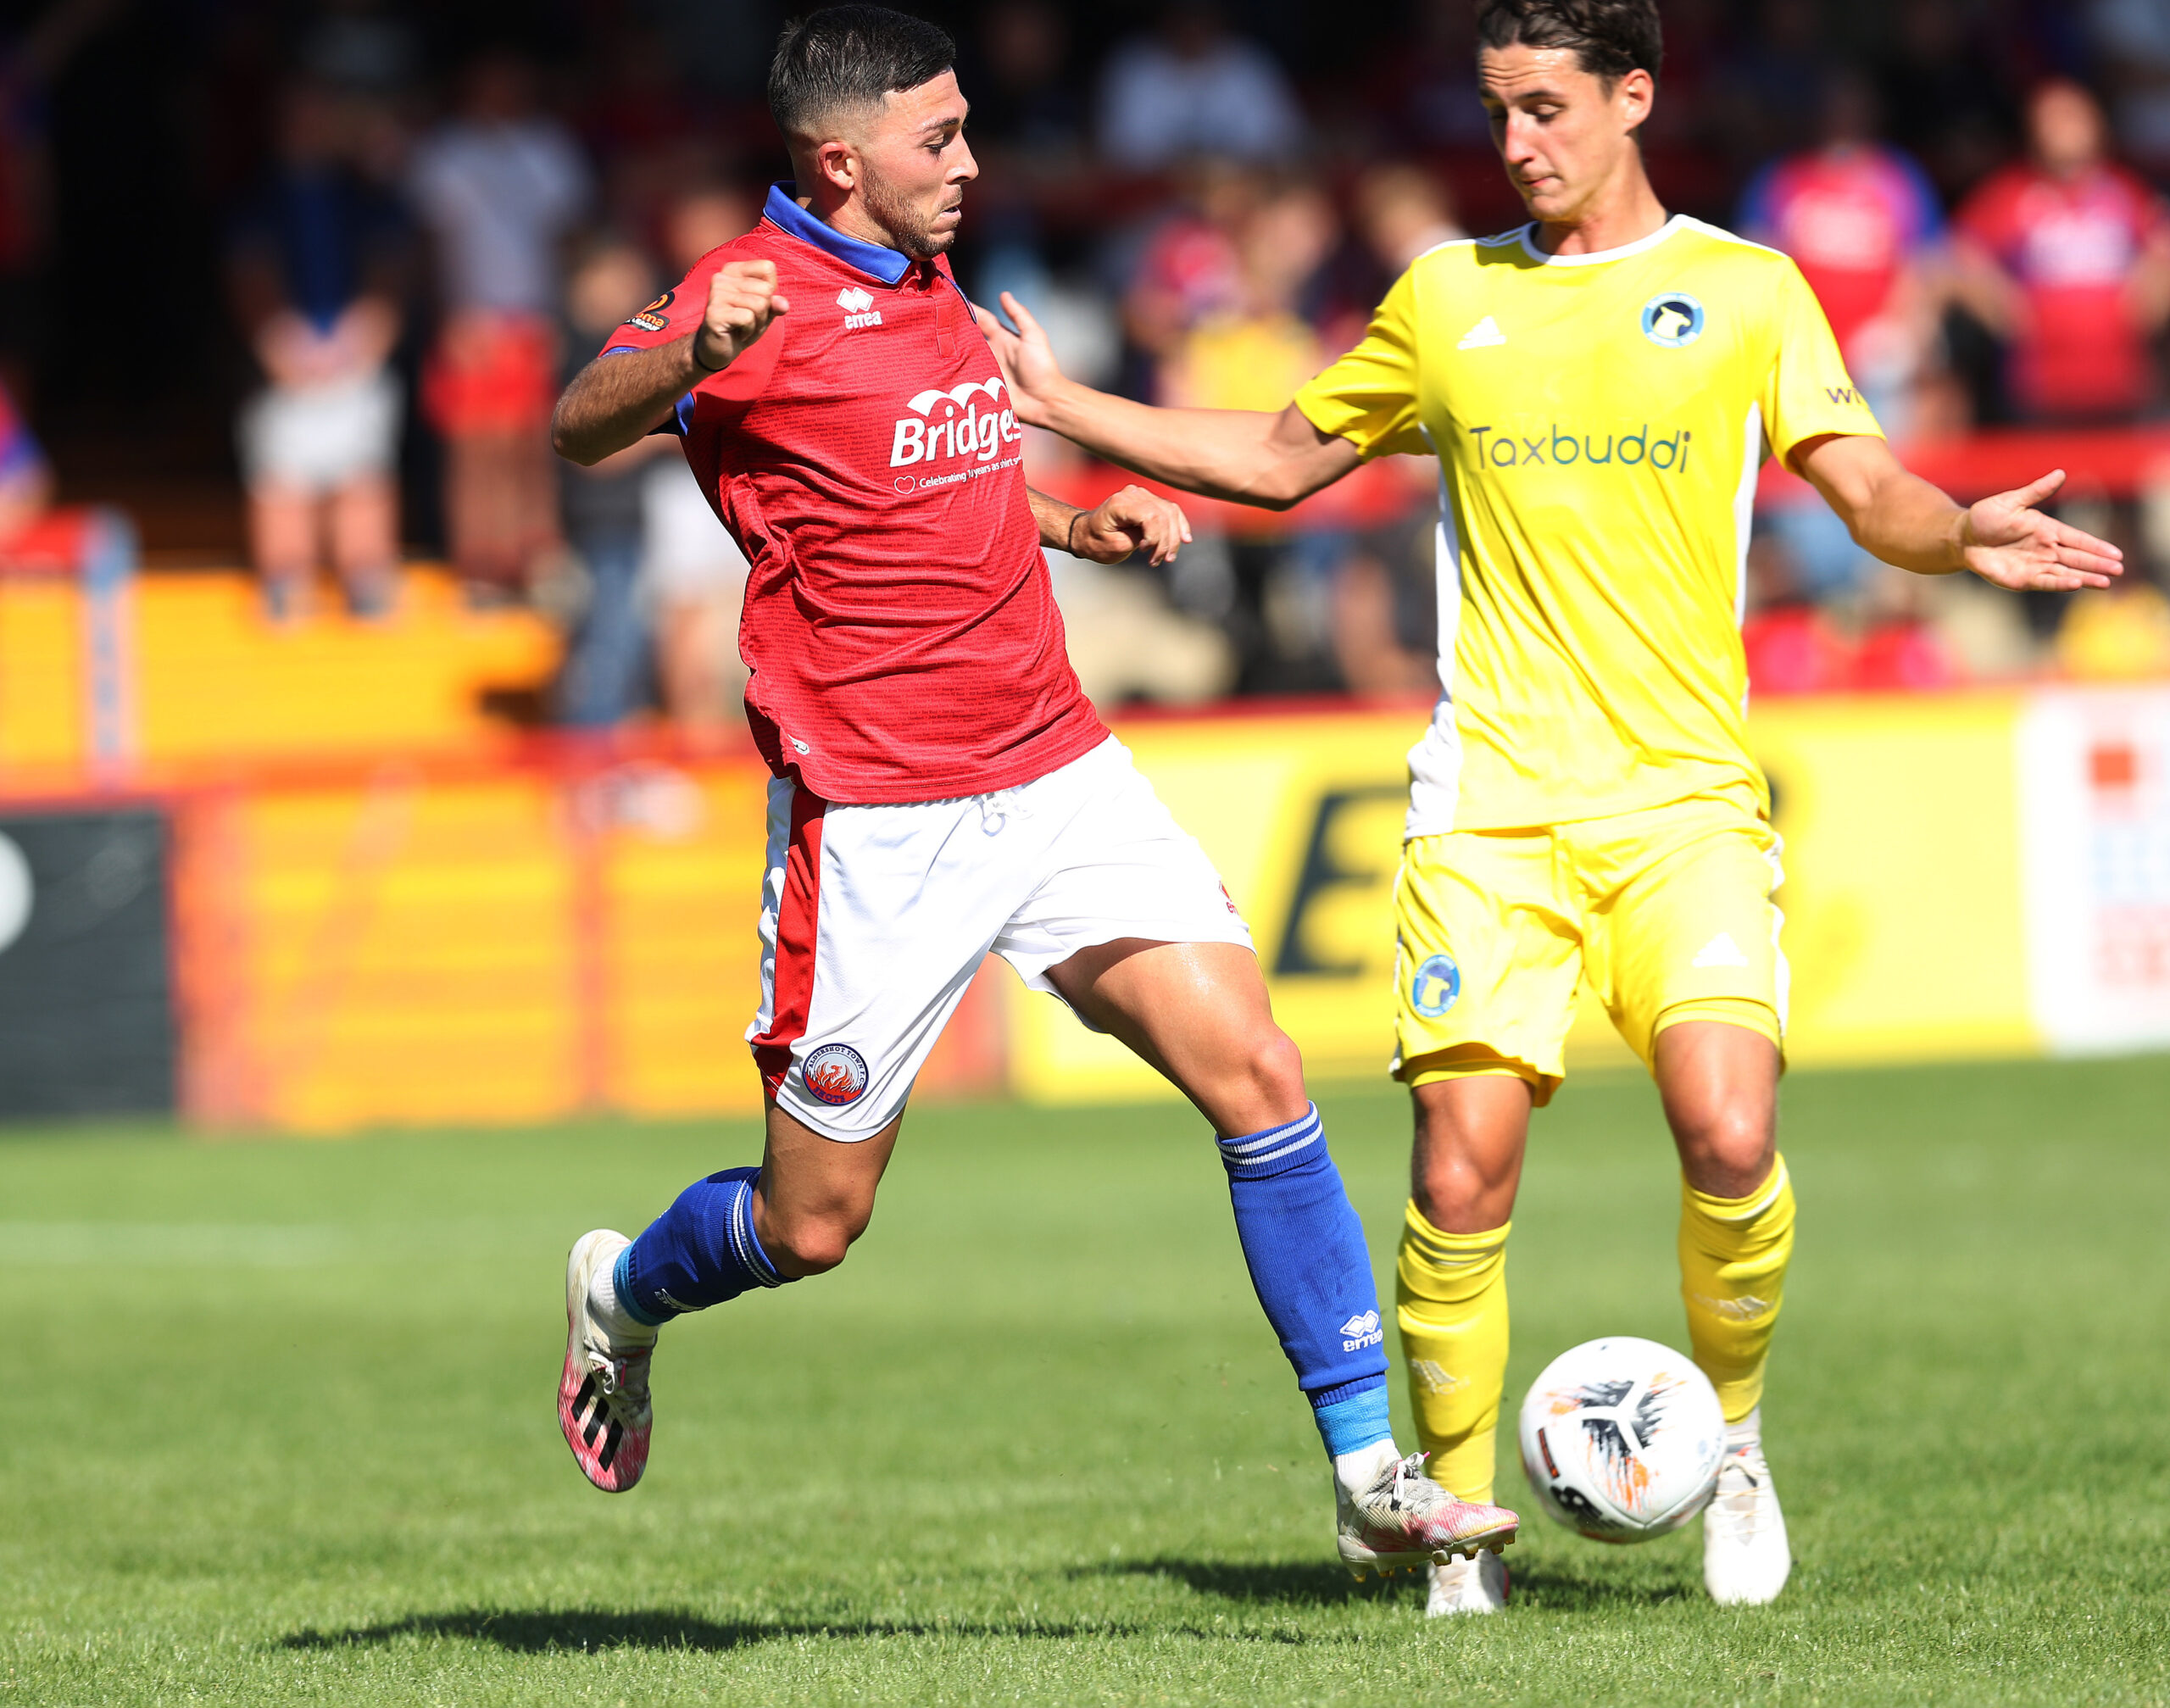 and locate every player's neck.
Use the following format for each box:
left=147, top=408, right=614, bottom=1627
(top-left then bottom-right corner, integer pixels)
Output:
left=798, top=186, right=936, bottom=270
left=1531, top=162, right=1668, bottom=259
